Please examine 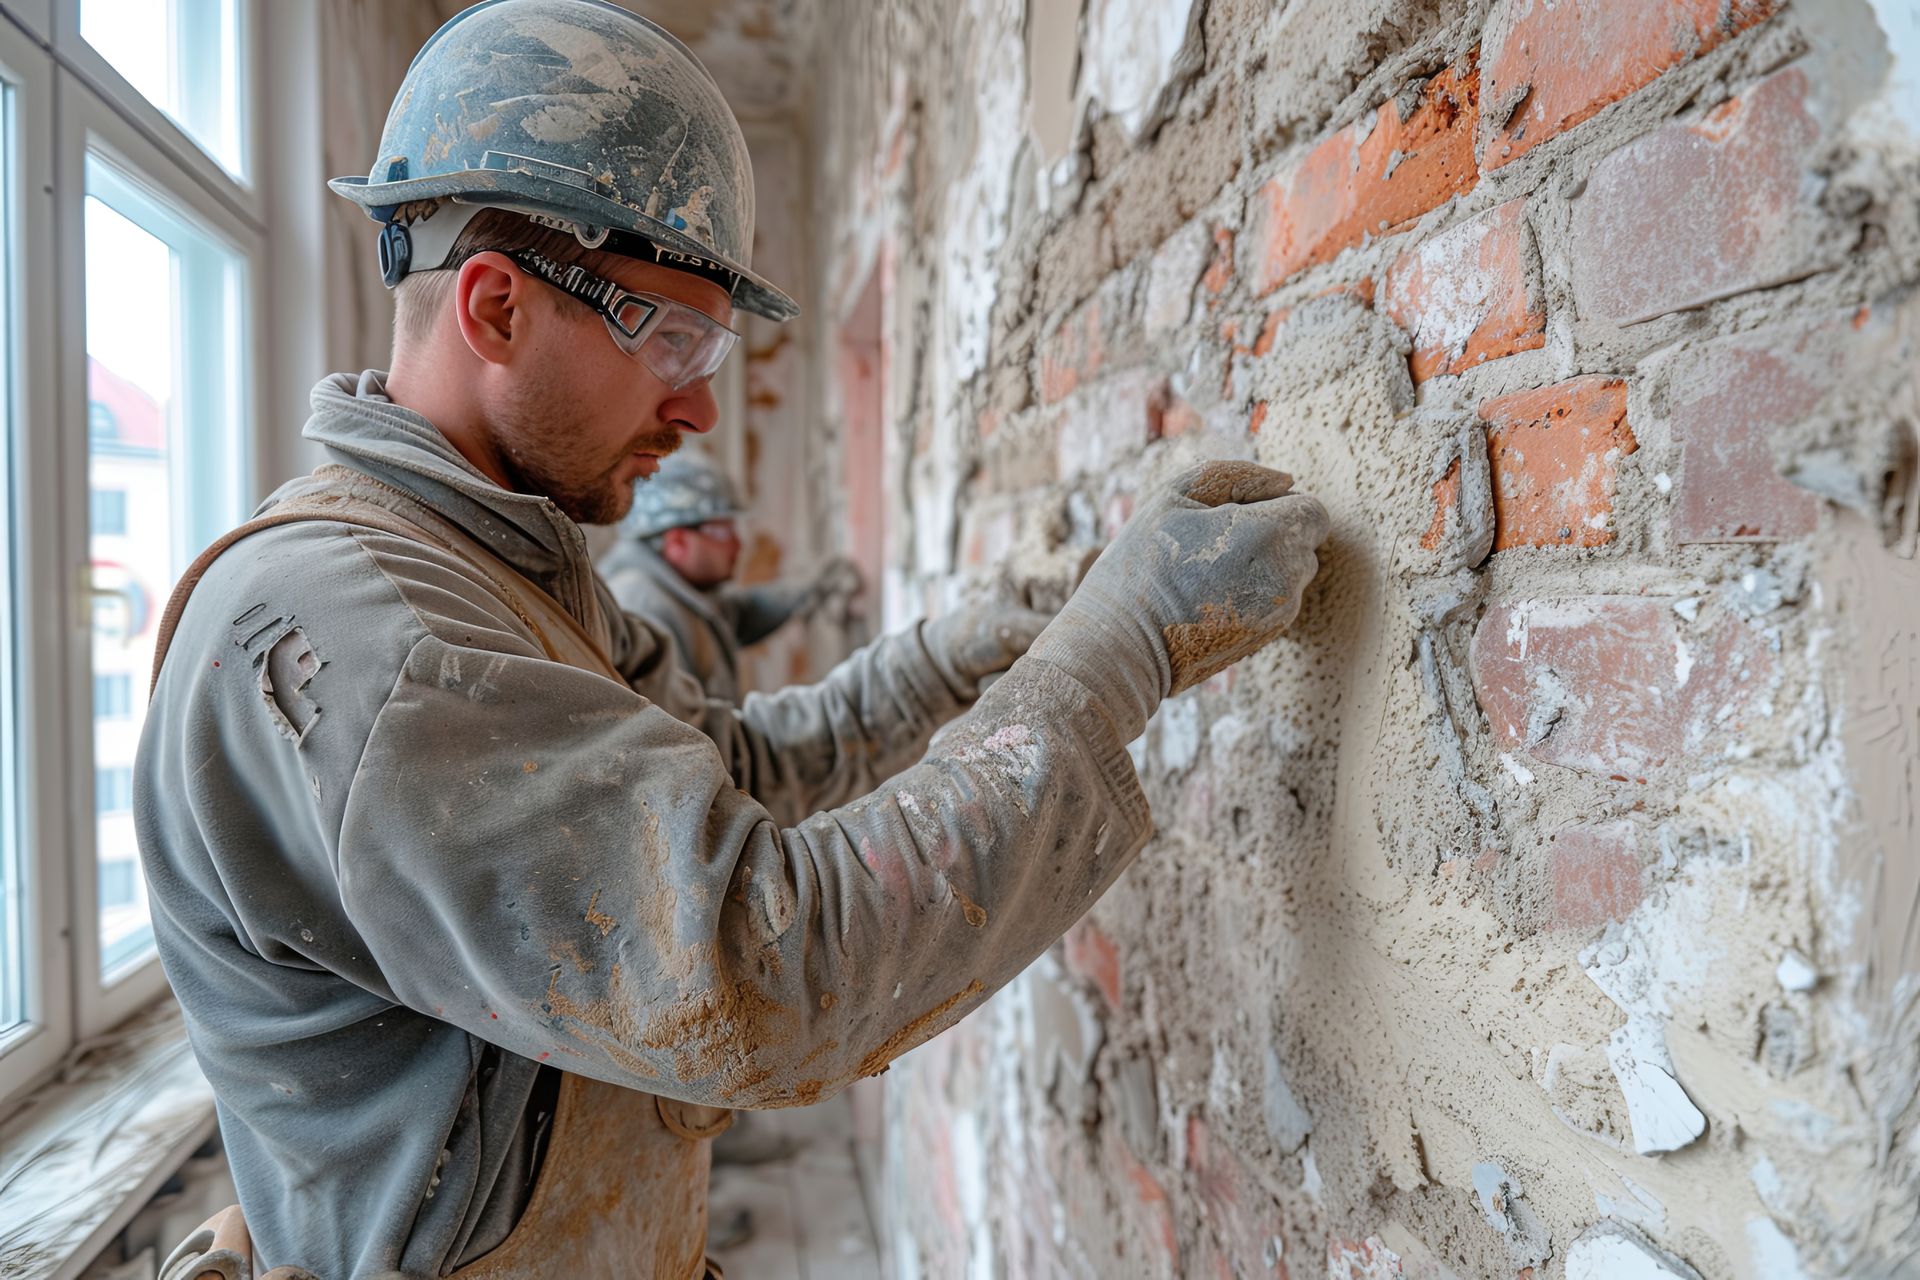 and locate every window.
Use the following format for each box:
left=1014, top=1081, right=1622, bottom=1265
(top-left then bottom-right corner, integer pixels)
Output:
left=81, top=153, right=250, bottom=986
left=76, top=0, right=246, bottom=180
left=0, top=1, right=263, bottom=1102
left=0, top=33, right=22, bottom=1046
left=93, top=765, right=131, bottom=815
left=89, top=485, right=126, bottom=535
left=93, top=671, right=130, bottom=718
